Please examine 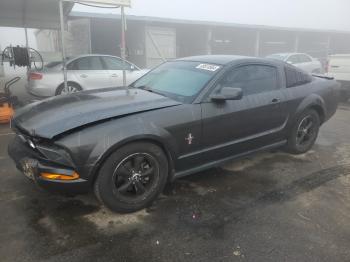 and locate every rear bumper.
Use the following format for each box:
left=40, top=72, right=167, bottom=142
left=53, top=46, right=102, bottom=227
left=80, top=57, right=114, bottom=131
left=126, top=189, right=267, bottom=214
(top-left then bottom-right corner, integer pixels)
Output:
left=336, top=81, right=350, bottom=100
left=337, top=80, right=350, bottom=91
left=26, top=83, right=55, bottom=98
left=8, top=136, right=90, bottom=194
